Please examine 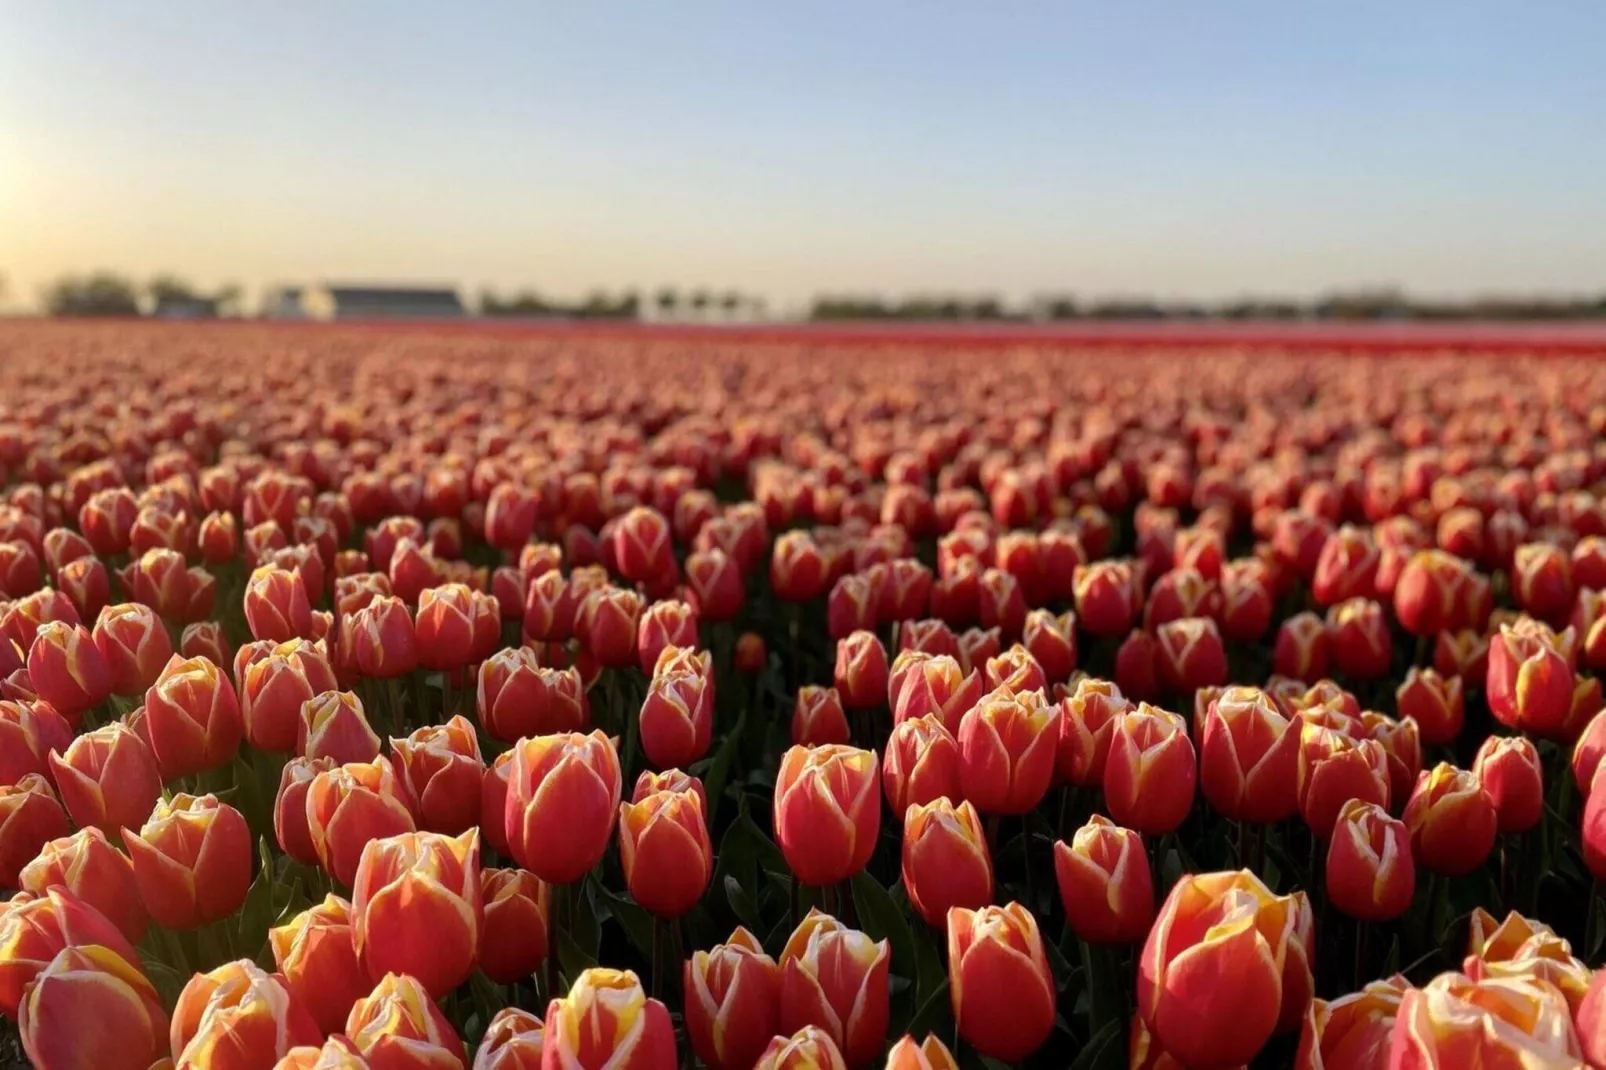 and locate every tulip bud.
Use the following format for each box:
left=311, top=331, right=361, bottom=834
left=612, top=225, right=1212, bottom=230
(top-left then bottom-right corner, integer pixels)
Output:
left=1297, top=723, right=1390, bottom=839
left=19, top=944, right=169, bottom=1070
left=520, top=570, right=573, bottom=644
left=835, top=631, right=889, bottom=712
left=504, top=731, right=621, bottom=884
left=123, top=793, right=250, bottom=929
left=899, top=798, right=991, bottom=929
left=0, top=697, right=69, bottom=786
left=169, top=958, right=322, bottom=1068
left=793, top=685, right=851, bottom=747
left=633, top=600, right=695, bottom=676
left=79, top=487, right=139, bottom=555
left=685, top=926, right=782, bottom=1070
left=477, top=868, right=549, bottom=986
left=827, top=573, right=877, bottom=640
left=774, top=745, right=880, bottom=887
left=1139, top=870, right=1313, bottom=1068
left=0, top=775, right=69, bottom=889
left=685, top=549, right=744, bottom=623
left=1514, top=542, right=1576, bottom=624
left=239, top=639, right=337, bottom=754
left=777, top=910, right=890, bottom=1067
left=640, top=667, right=714, bottom=769
left=0, top=885, right=144, bottom=1024
left=351, top=829, right=481, bottom=999
left=48, top=722, right=161, bottom=836
left=477, top=650, right=588, bottom=742
left=143, top=654, right=243, bottom=781
left=1473, top=735, right=1544, bottom=833
left=1105, top=704, right=1197, bottom=835
left=735, top=631, right=766, bottom=672
left=754, top=1027, right=848, bottom=1070
left=26, top=621, right=111, bottom=720
left=1056, top=814, right=1154, bottom=944
left=275, top=1036, right=369, bottom=1070
left=1488, top=620, right=1577, bottom=739
left=955, top=685, right=1058, bottom=816
left=412, top=584, right=476, bottom=671
left=1295, top=975, right=1407, bottom=1070
left=1312, top=526, right=1380, bottom=607
left=1155, top=616, right=1228, bottom=694
left=41, top=528, right=93, bottom=576
left=346, top=596, right=419, bottom=679
left=90, top=604, right=172, bottom=699
left=345, top=973, right=464, bottom=1069
left=272, top=756, right=334, bottom=865
left=245, top=566, right=314, bottom=644
left=883, top=1035, right=957, bottom=1070
left=1390, top=972, right=1582, bottom=1067
left=268, top=894, right=370, bottom=1037
left=1199, top=687, right=1300, bottom=824
left=543, top=968, right=675, bottom=1070
left=306, top=760, right=417, bottom=888
left=383, top=715, right=483, bottom=835
left=1362, top=710, right=1422, bottom=808
left=578, top=587, right=645, bottom=669
left=1273, top=613, right=1328, bottom=683
left=473, top=1008, right=543, bottom=1070
left=1395, top=667, right=1464, bottom=748
left=1404, top=762, right=1498, bottom=876
left=892, top=655, right=983, bottom=736
left=51, top=555, right=108, bottom=622
left=610, top=505, right=672, bottom=583
left=881, top=714, right=961, bottom=817
left=1074, top=561, right=1139, bottom=637
left=1325, top=799, right=1413, bottom=923
left=983, top=645, right=1046, bottom=696
left=17, top=827, right=147, bottom=945
left=947, top=903, right=1056, bottom=1061
left=771, top=532, right=828, bottom=603
left=1057, top=676, right=1131, bottom=787
left=1020, top=609, right=1076, bottom=685
left=1393, top=549, right=1467, bottom=636
left=1323, top=598, right=1392, bottom=680
left=618, top=788, right=712, bottom=919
